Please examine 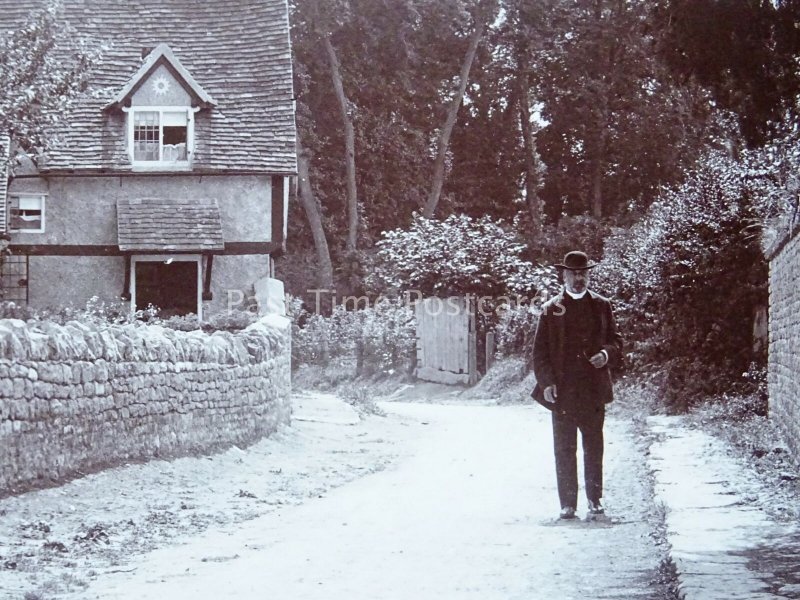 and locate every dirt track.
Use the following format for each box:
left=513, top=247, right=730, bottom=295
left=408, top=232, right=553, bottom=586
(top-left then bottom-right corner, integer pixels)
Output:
left=0, top=392, right=672, bottom=599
